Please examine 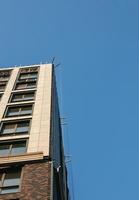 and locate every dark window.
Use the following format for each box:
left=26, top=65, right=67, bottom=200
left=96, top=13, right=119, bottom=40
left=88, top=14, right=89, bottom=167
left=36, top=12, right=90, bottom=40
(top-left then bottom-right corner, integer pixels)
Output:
left=0, top=70, right=11, bottom=82
left=0, top=77, right=9, bottom=82
left=19, top=72, right=38, bottom=80
left=5, top=105, right=33, bottom=117
left=0, top=140, right=27, bottom=156
left=0, top=70, right=11, bottom=92
left=20, top=67, right=38, bottom=73
left=0, top=83, right=6, bottom=92
left=11, top=91, right=35, bottom=102
left=0, top=167, right=21, bottom=194
left=15, top=81, right=36, bottom=90
left=1, top=120, right=30, bottom=135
